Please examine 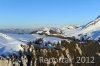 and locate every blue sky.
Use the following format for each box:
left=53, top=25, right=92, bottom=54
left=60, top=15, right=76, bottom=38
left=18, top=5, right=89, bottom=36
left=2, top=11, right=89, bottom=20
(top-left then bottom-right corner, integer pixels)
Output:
left=0, top=0, right=100, bottom=28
